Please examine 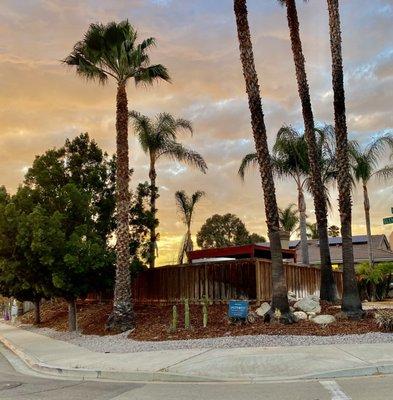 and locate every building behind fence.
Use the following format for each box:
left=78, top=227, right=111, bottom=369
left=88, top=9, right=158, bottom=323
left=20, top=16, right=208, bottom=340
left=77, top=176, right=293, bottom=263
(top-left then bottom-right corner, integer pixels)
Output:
left=131, top=258, right=343, bottom=304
